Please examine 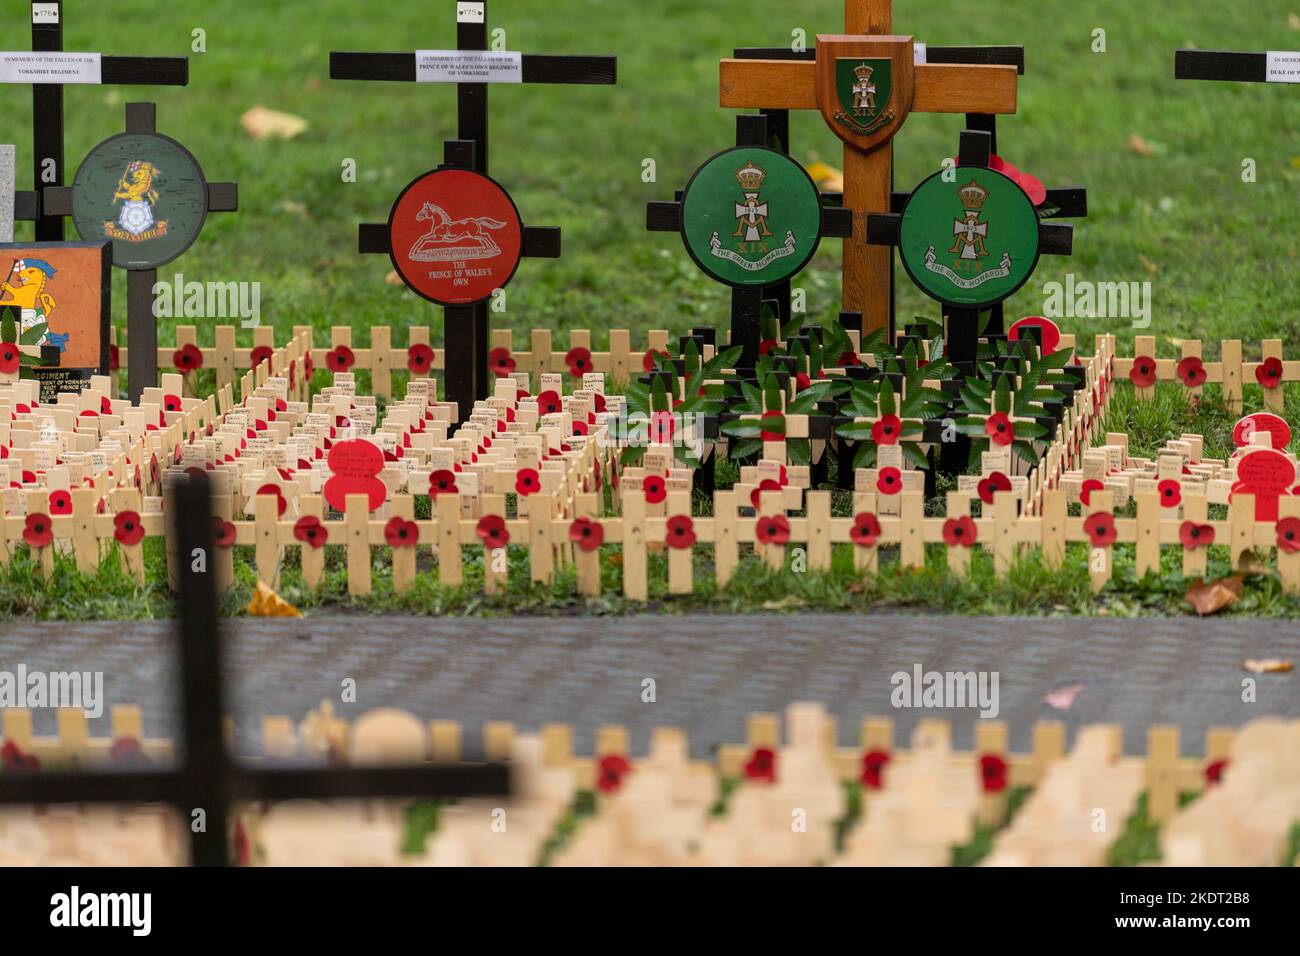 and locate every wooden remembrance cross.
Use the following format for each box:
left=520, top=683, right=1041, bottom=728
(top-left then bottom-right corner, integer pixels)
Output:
left=330, top=0, right=616, bottom=423
left=719, top=0, right=1019, bottom=338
